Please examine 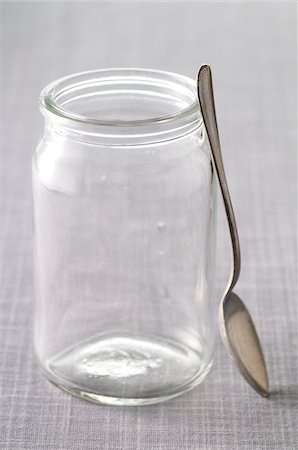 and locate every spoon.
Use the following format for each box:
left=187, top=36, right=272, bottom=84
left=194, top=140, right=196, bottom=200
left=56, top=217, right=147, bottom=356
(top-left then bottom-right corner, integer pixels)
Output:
left=197, top=65, right=269, bottom=397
